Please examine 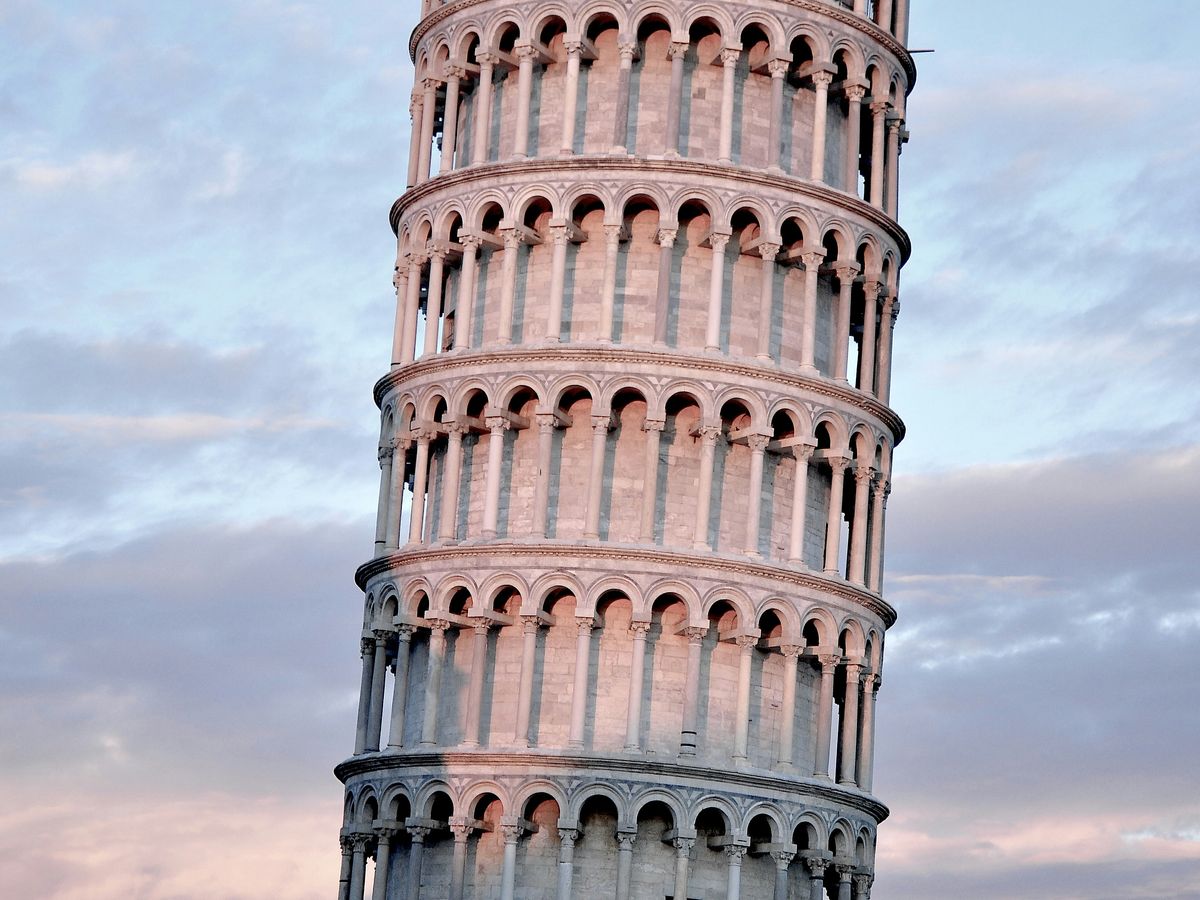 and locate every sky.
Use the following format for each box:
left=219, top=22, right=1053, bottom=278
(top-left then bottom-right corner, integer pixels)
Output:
left=1, top=1, right=1198, bottom=898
